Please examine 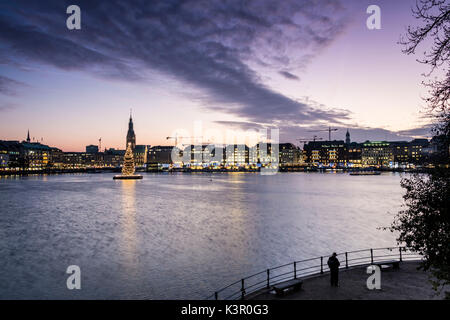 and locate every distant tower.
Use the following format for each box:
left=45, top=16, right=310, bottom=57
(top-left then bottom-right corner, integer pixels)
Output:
left=345, top=129, right=351, bottom=144
left=26, top=130, right=30, bottom=143
left=126, top=110, right=136, bottom=151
